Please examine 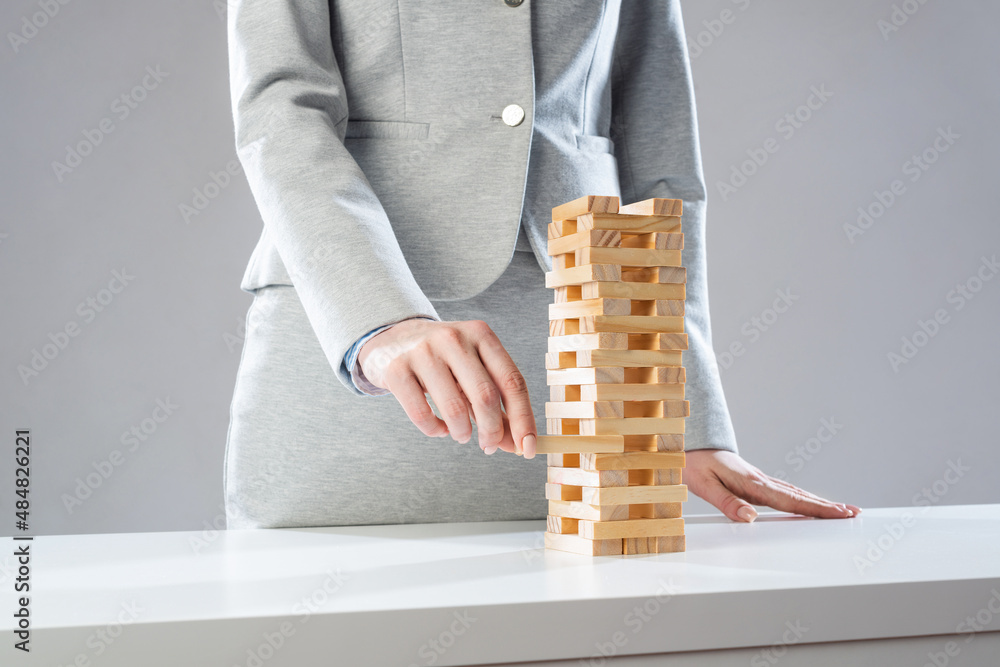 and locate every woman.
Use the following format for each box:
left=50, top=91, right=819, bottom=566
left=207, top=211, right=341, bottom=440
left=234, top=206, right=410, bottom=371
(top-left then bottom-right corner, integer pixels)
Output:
left=223, top=0, right=860, bottom=529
